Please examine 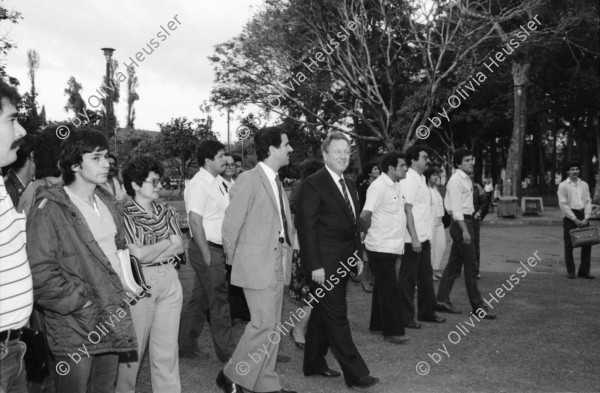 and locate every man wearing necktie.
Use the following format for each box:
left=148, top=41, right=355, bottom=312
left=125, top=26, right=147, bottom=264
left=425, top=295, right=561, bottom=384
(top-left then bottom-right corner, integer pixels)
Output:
left=219, top=127, right=296, bottom=393
left=297, top=132, right=379, bottom=389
